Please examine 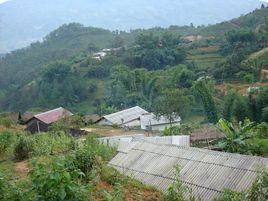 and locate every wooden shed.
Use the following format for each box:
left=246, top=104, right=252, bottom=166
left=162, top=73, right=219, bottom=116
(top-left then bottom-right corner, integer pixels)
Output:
left=26, top=107, right=73, bottom=133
